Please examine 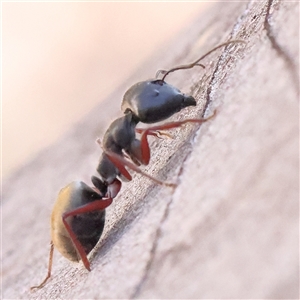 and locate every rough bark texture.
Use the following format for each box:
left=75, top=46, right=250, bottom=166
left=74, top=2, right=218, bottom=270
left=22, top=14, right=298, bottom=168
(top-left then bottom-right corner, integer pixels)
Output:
left=2, top=1, right=299, bottom=299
